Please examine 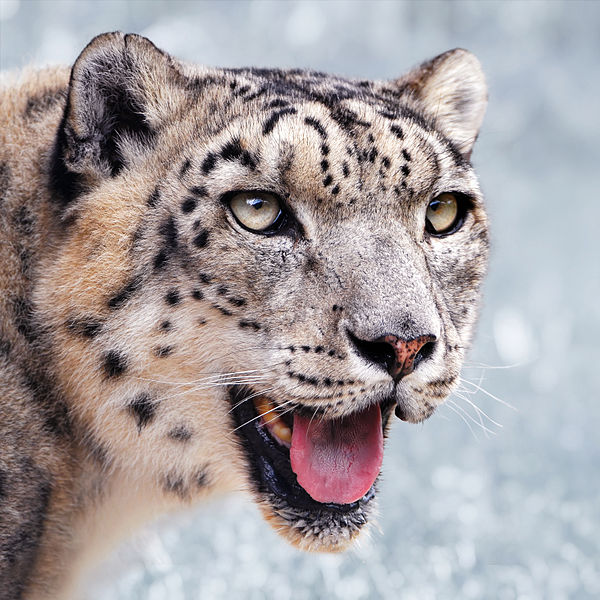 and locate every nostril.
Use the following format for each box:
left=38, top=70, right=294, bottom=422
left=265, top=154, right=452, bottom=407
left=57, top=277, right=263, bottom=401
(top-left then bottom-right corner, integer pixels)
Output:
left=414, top=340, right=436, bottom=369
left=347, top=330, right=396, bottom=374
left=347, top=329, right=437, bottom=382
